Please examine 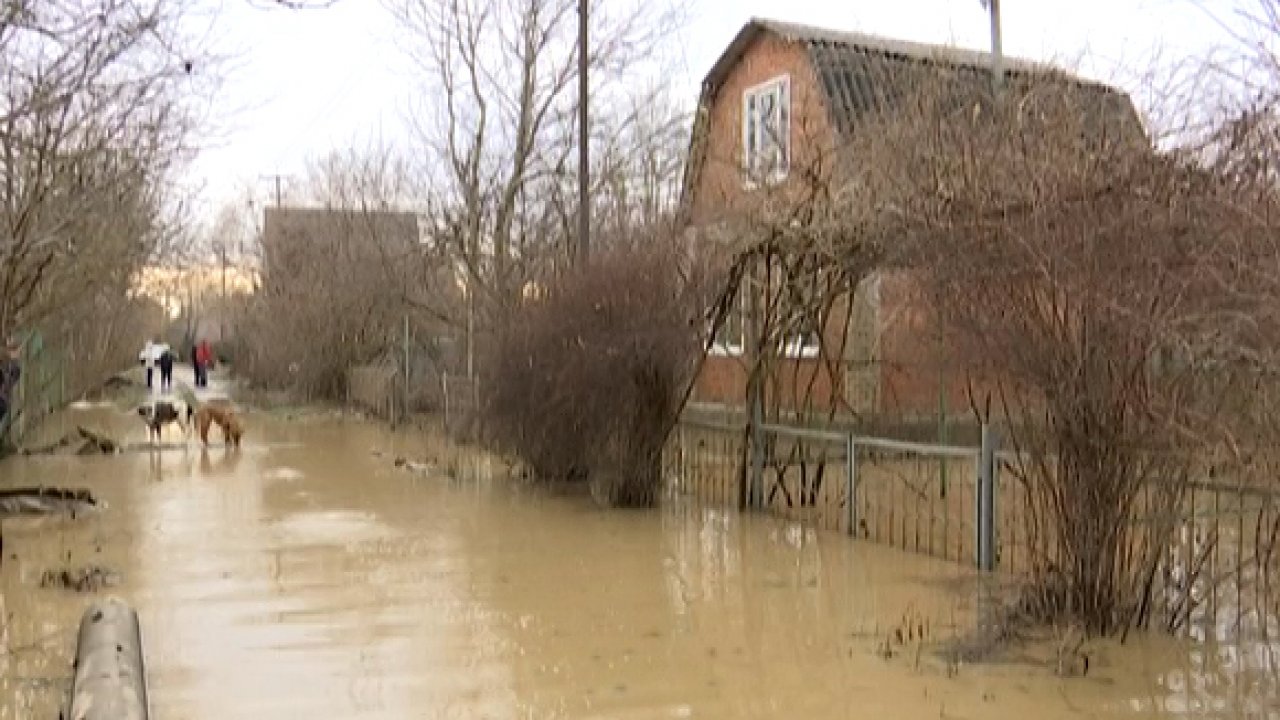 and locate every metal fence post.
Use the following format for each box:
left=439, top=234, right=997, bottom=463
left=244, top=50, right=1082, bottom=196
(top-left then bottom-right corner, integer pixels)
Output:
left=846, top=434, right=858, bottom=536
left=403, top=314, right=411, bottom=419
left=748, top=391, right=764, bottom=510
left=977, top=423, right=999, bottom=572
left=442, top=371, right=451, bottom=432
